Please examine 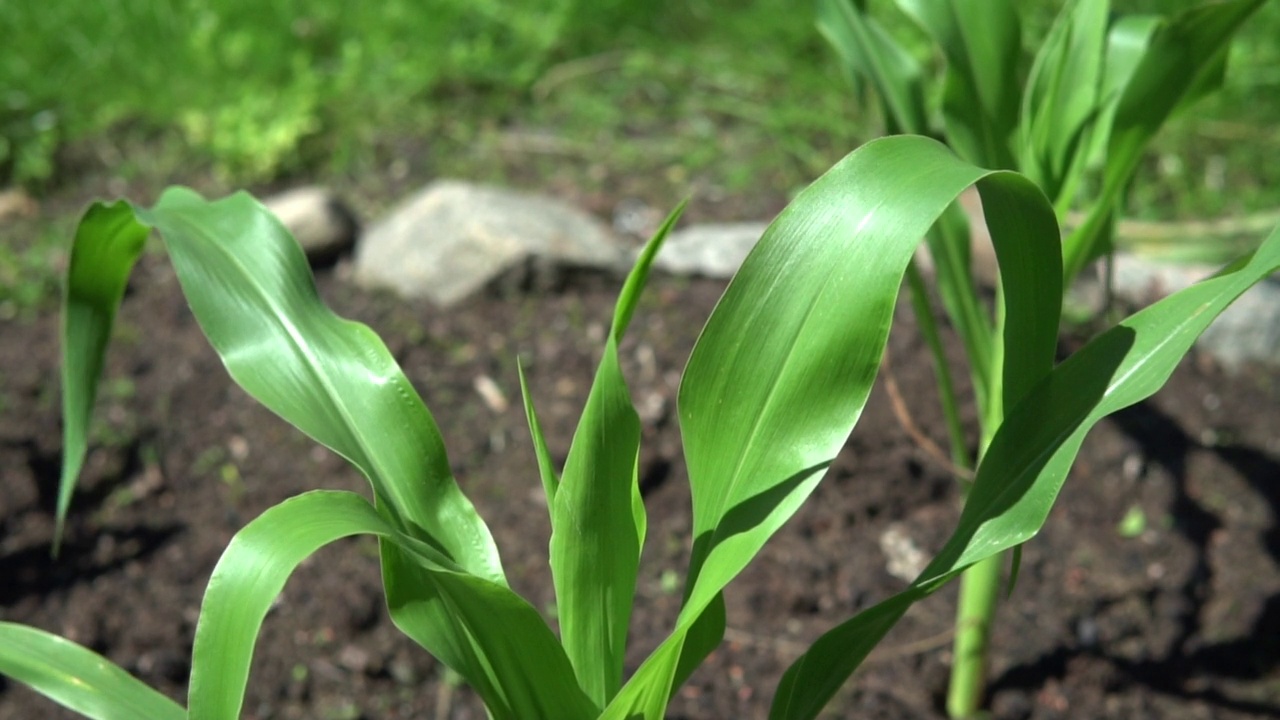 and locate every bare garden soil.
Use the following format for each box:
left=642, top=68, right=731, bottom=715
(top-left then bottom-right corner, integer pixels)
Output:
left=2, top=246, right=1279, bottom=719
